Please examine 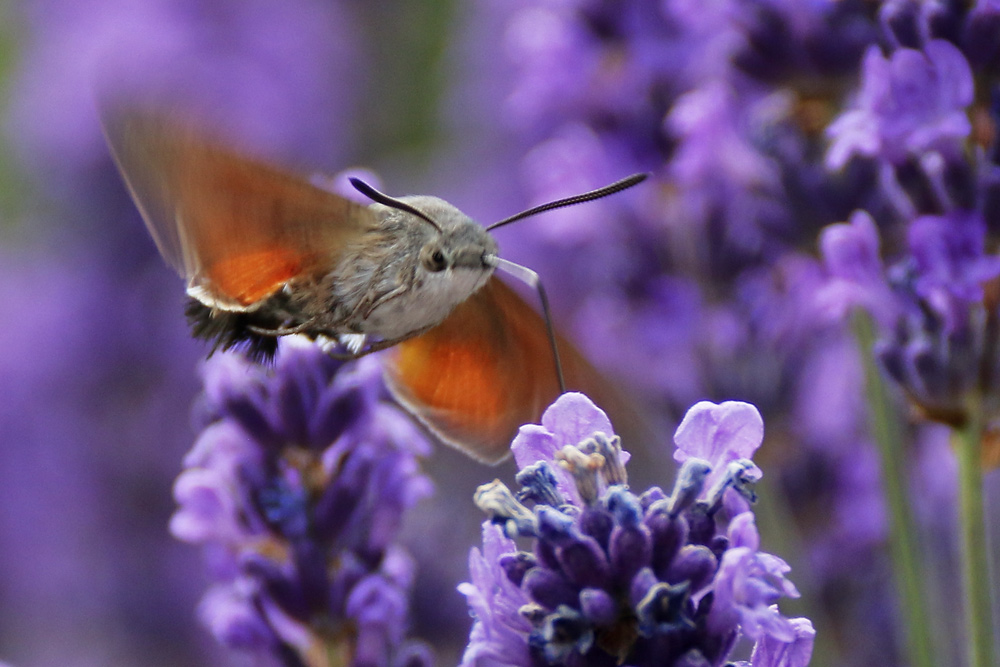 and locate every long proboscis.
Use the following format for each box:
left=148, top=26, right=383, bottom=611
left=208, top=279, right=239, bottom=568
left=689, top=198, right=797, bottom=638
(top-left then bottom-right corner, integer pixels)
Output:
left=486, top=256, right=566, bottom=394
left=485, top=173, right=648, bottom=395
left=486, top=173, right=648, bottom=232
